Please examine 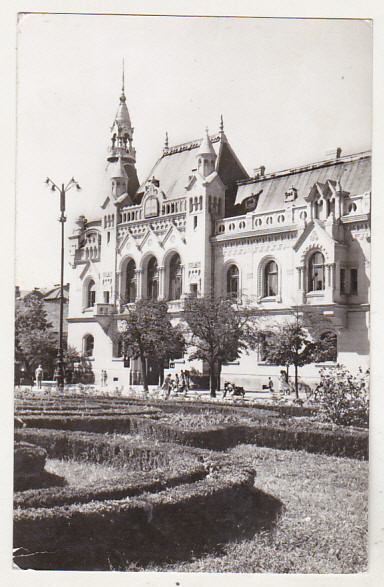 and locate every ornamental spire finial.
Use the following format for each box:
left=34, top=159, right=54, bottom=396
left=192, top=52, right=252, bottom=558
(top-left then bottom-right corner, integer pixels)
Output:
left=220, top=114, right=224, bottom=134
left=122, top=58, right=125, bottom=93
left=163, top=131, right=170, bottom=155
